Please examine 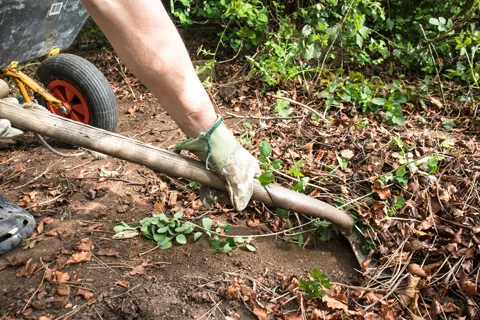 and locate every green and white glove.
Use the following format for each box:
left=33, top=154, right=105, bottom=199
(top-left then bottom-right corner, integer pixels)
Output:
left=0, top=98, right=24, bottom=138
left=175, top=115, right=260, bottom=211
left=0, top=119, right=23, bottom=138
